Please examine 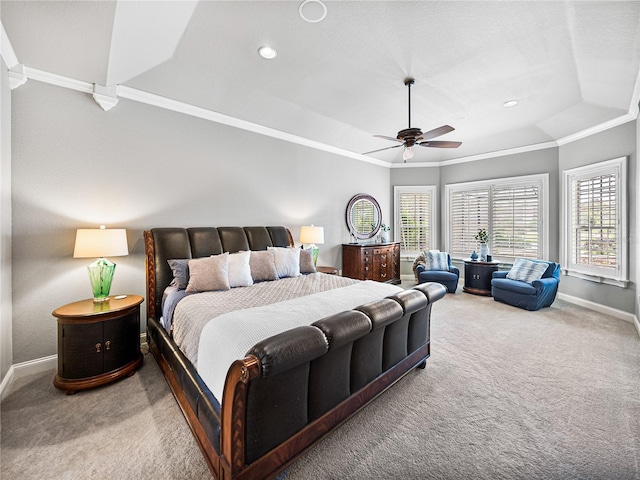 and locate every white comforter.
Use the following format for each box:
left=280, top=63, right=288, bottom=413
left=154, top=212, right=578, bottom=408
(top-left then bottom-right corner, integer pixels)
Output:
left=197, top=280, right=403, bottom=402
